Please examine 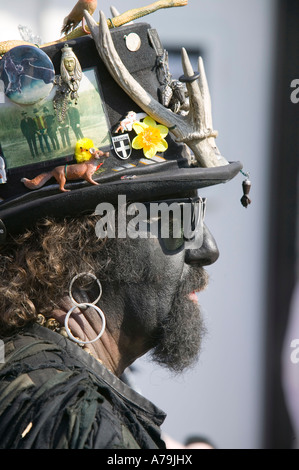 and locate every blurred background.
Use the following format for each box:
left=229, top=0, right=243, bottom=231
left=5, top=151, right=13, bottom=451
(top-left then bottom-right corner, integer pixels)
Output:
left=0, top=0, right=298, bottom=449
